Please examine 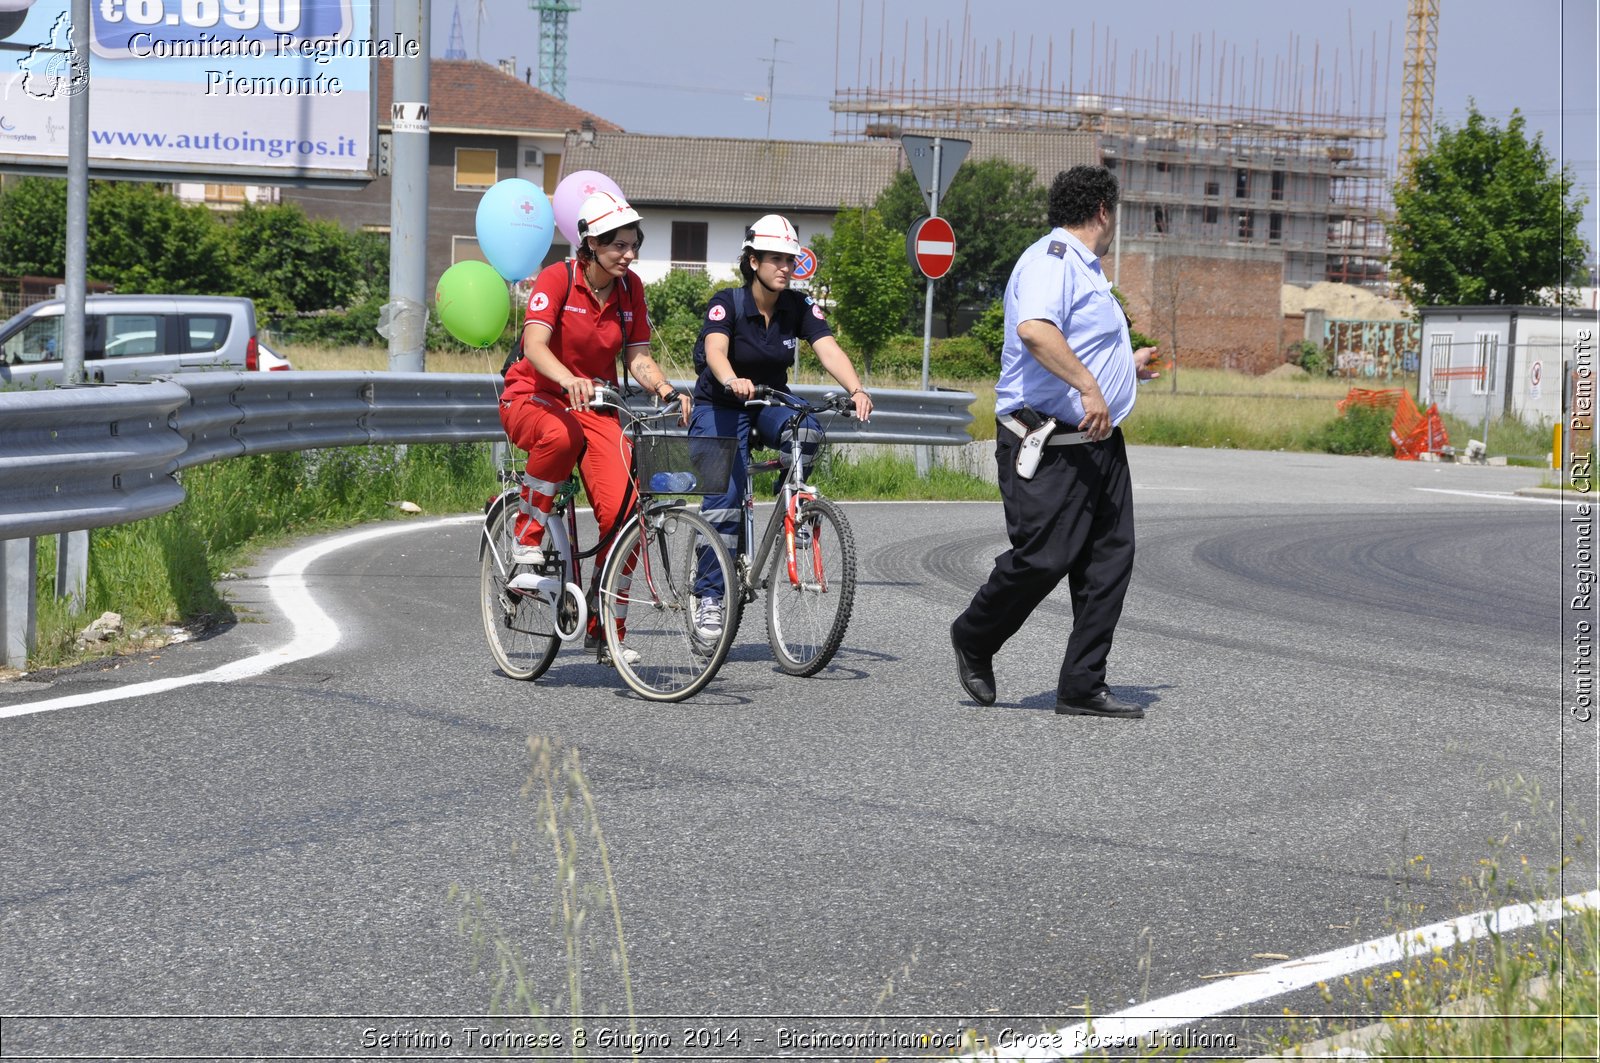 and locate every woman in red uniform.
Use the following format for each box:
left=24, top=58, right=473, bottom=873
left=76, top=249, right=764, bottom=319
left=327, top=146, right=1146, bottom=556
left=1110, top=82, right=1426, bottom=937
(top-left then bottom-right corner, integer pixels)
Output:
left=499, top=191, right=688, bottom=665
